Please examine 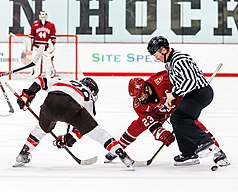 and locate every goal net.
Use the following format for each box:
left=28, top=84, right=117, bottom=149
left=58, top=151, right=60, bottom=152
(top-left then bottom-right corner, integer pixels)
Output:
left=8, top=34, right=79, bottom=80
